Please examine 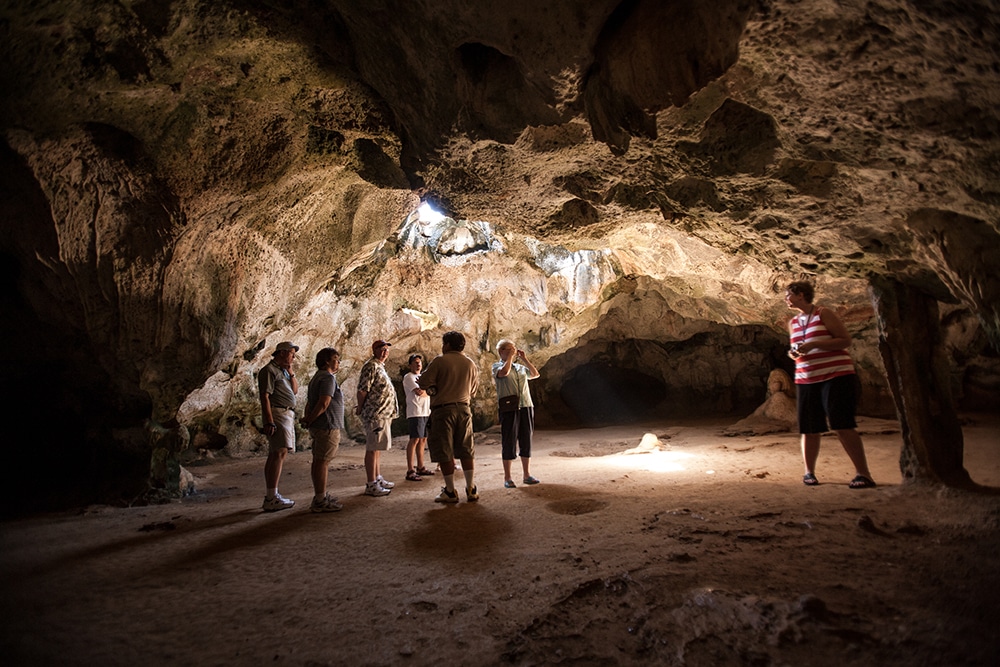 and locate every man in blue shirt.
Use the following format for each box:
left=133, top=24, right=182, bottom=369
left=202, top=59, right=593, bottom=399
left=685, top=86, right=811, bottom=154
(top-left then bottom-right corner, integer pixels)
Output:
left=301, top=347, right=345, bottom=512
